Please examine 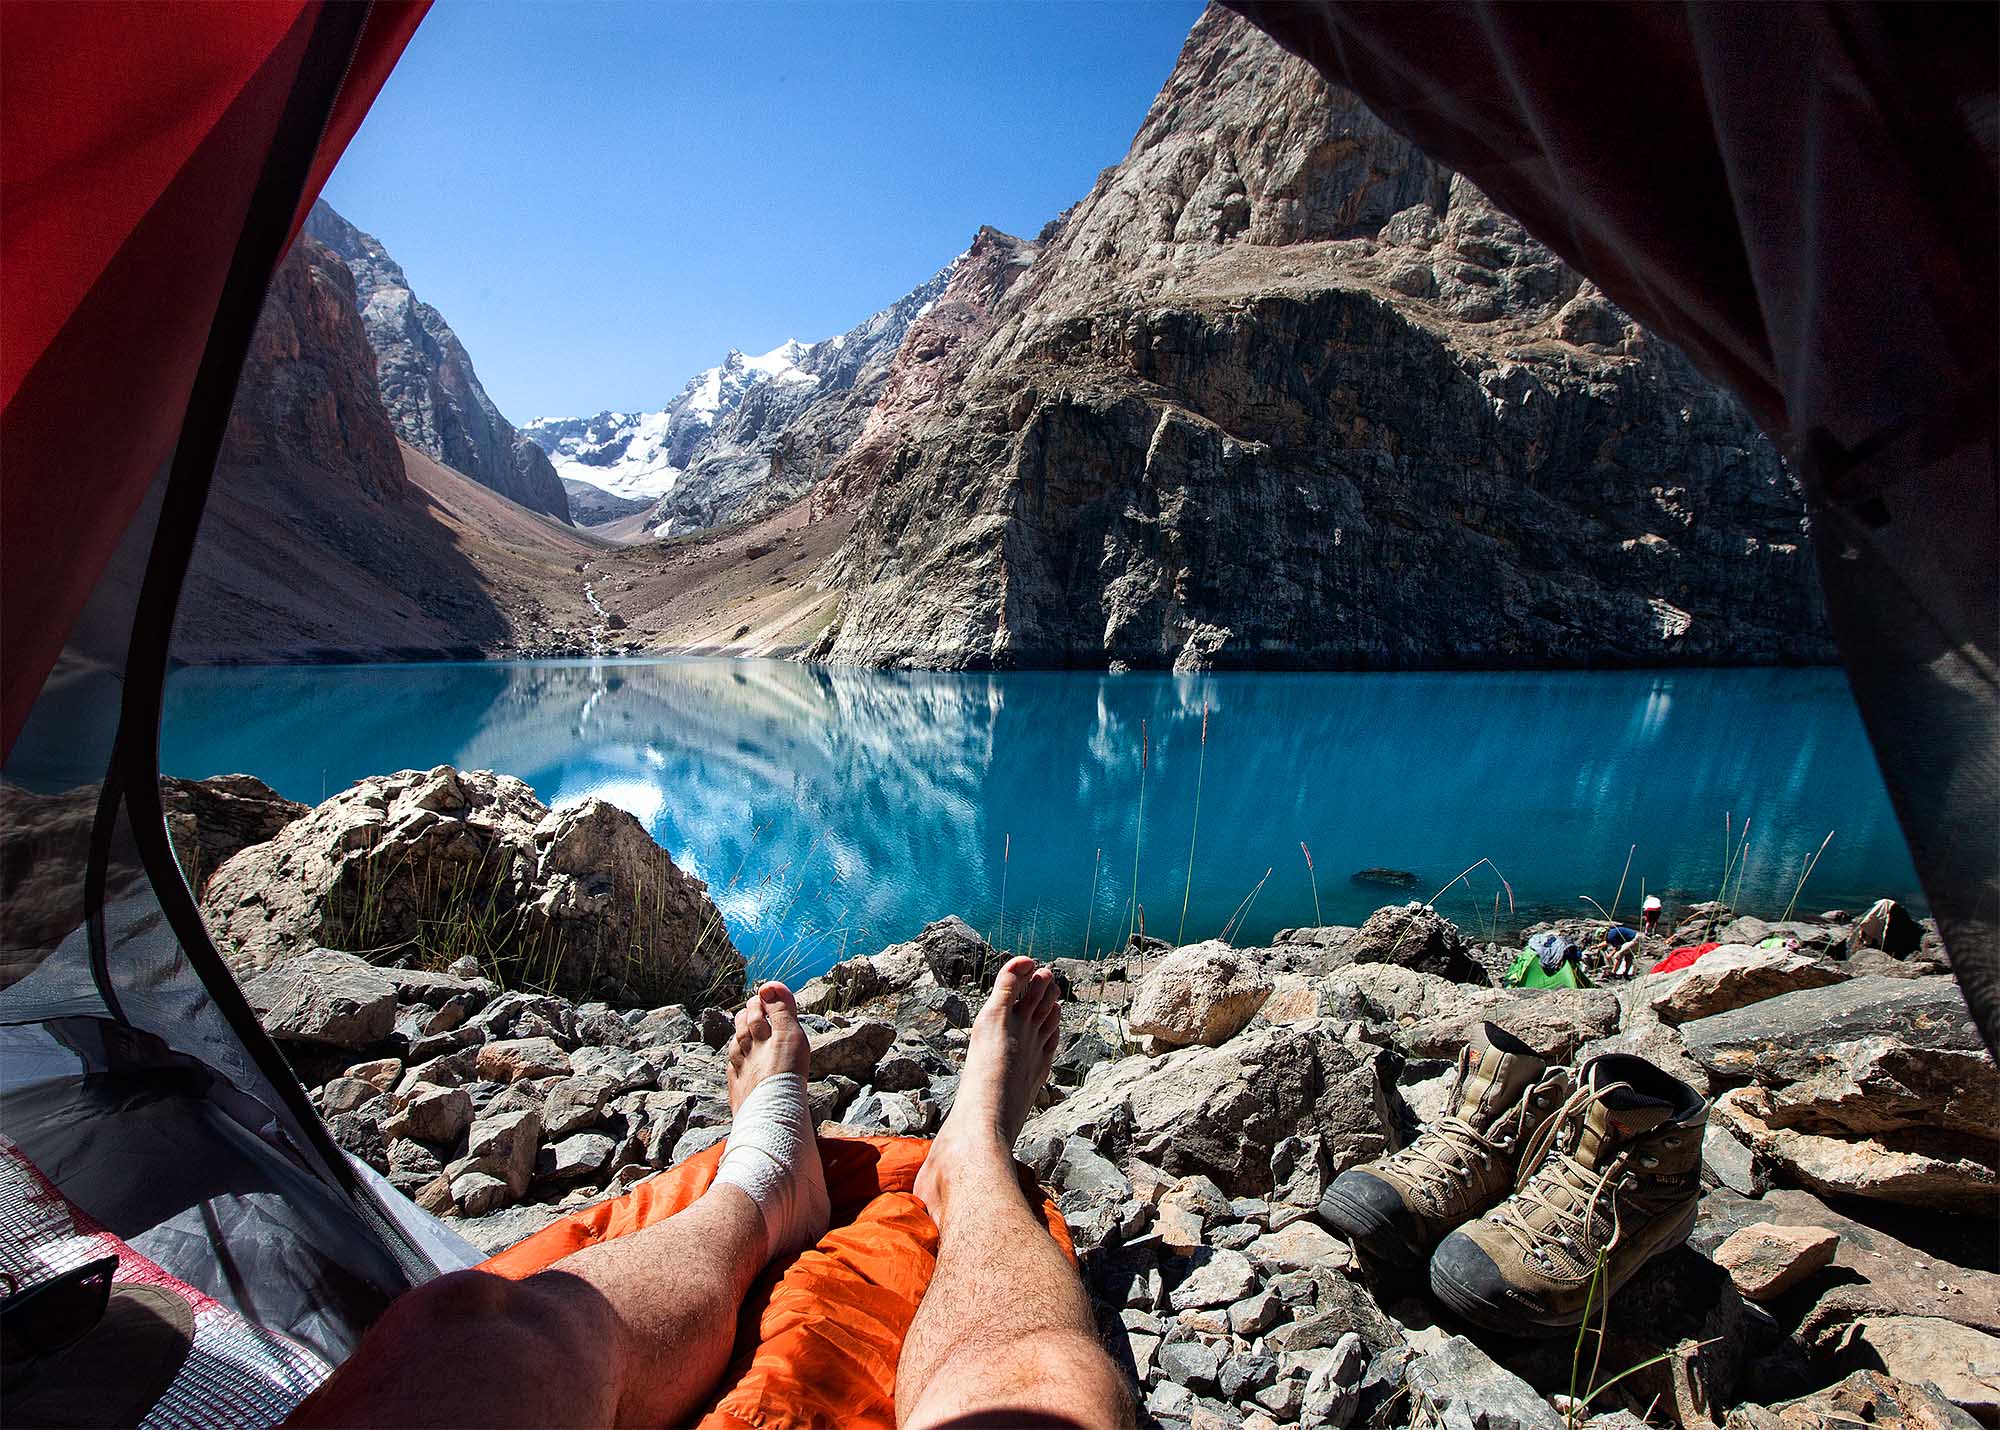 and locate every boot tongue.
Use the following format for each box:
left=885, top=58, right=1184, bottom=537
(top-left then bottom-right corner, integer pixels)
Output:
left=1573, top=1067, right=1674, bottom=1165
left=1450, top=1022, right=1547, bottom=1126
